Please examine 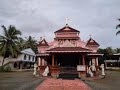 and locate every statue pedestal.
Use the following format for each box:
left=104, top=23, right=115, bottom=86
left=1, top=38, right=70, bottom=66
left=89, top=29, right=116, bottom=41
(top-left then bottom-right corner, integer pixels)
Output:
left=33, top=63, right=38, bottom=75
left=101, top=64, right=105, bottom=76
